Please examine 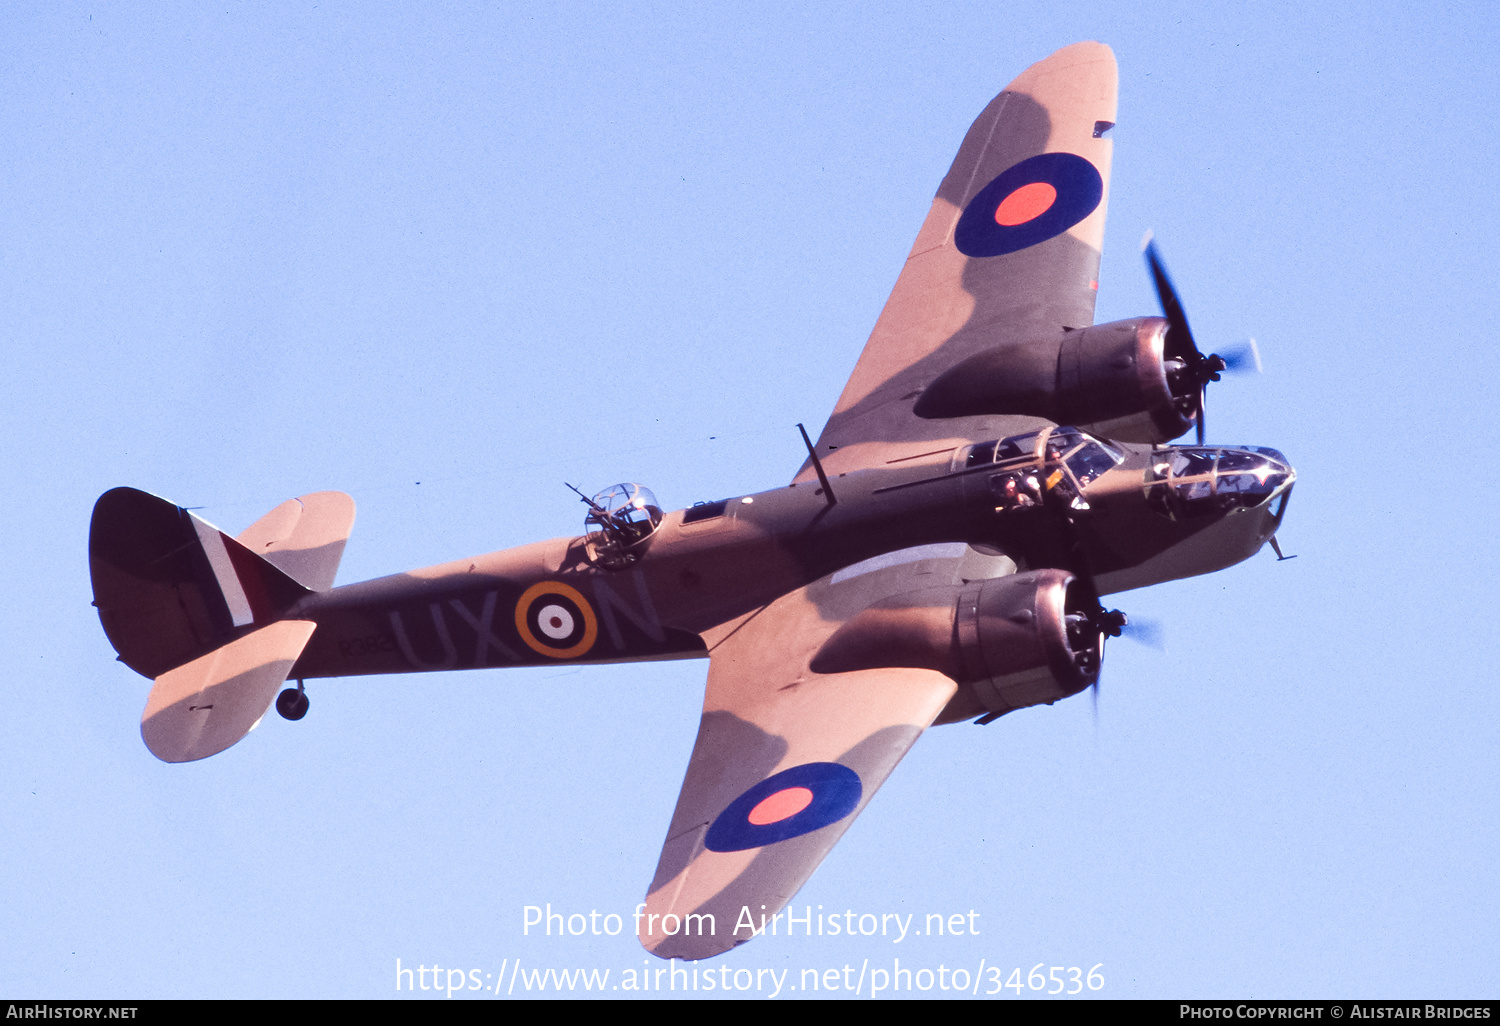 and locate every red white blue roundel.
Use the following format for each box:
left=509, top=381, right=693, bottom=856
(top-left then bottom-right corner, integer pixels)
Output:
left=704, top=762, right=863, bottom=853
left=954, top=152, right=1103, bottom=258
